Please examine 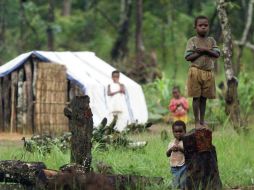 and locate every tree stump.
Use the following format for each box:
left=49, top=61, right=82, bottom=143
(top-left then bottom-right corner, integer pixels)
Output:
left=64, top=95, right=93, bottom=173
left=183, top=128, right=222, bottom=190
